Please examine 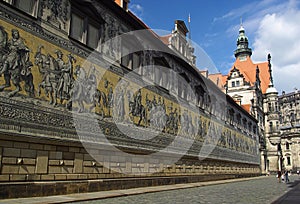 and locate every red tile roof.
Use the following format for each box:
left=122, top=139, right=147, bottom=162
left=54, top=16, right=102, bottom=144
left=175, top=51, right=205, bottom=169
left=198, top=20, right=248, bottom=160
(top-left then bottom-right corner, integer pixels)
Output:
left=230, top=56, right=270, bottom=94
left=160, top=34, right=172, bottom=45
left=241, top=104, right=251, bottom=113
left=208, top=73, right=226, bottom=90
